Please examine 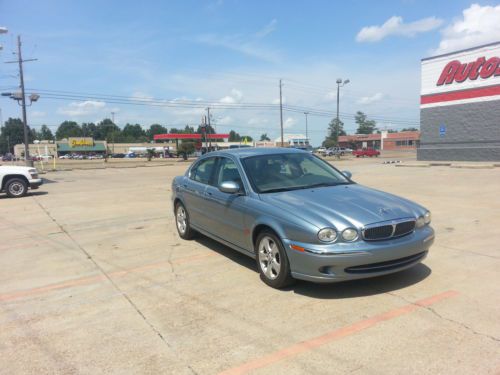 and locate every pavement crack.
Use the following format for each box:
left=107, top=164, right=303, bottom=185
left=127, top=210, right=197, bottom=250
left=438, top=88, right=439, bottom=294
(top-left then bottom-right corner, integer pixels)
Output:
left=387, top=292, right=500, bottom=343
left=32, top=197, right=175, bottom=349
